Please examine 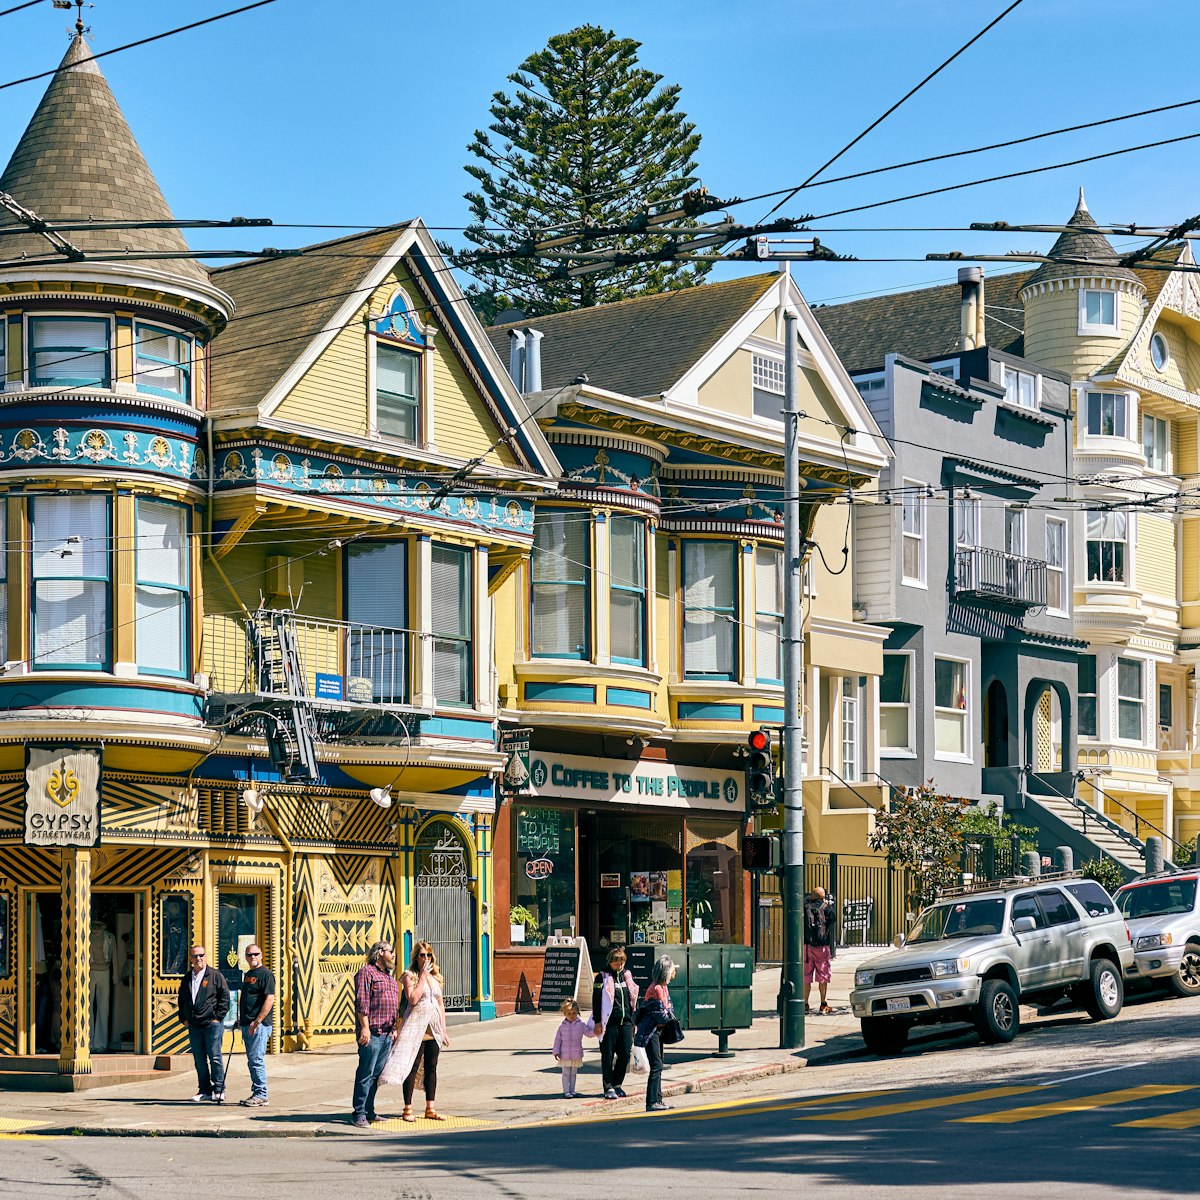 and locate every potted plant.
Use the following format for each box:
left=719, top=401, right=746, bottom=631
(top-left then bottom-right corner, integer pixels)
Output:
left=509, top=904, right=544, bottom=946
left=686, top=877, right=715, bottom=938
